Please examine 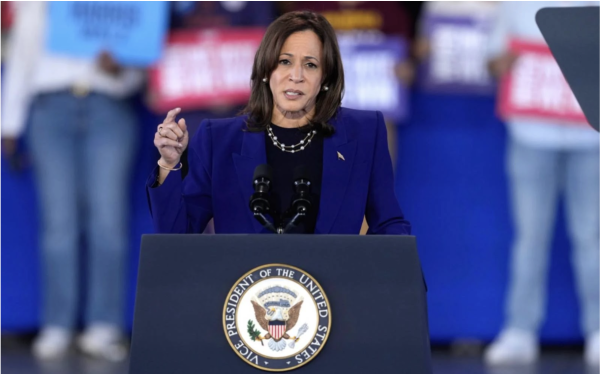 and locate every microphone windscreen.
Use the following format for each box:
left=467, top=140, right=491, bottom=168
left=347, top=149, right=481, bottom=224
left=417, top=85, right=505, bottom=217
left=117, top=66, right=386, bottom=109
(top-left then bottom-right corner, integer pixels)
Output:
left=253, top=164, right=273, bottom=181
left=293, top=165, right=310, bottom=182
